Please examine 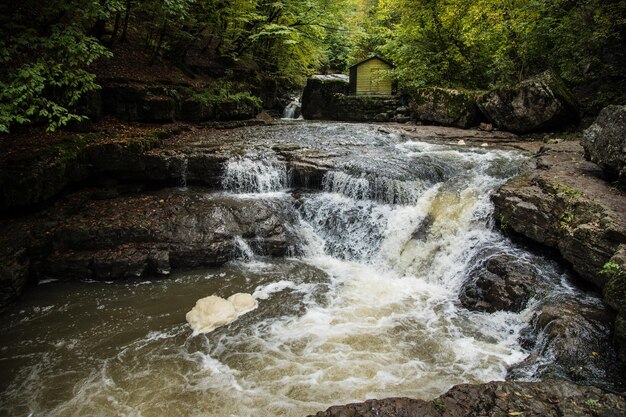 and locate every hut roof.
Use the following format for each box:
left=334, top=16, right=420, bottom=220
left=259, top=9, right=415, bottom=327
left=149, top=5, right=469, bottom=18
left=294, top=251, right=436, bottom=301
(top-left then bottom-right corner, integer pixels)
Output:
left=348, top=55, right=395, bottom=69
